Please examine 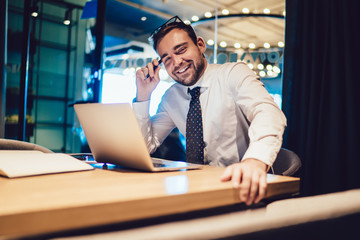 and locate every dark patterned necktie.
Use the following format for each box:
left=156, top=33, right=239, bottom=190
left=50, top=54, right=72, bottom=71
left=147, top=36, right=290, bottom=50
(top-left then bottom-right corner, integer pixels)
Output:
left=186, top=87, right=205, bottom=164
